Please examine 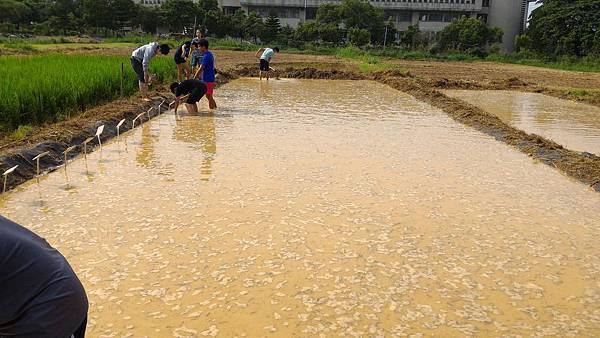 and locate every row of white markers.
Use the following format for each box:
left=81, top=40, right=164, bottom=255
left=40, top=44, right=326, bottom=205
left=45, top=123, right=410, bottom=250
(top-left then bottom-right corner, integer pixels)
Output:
left=1, top=99, right=176, bottom=193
